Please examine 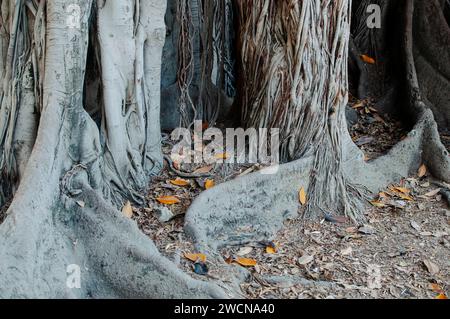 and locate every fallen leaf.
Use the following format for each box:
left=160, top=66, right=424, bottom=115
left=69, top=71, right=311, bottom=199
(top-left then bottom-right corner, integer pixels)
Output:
left=418, top=164, right=427, bottom=178
left=266, top=245, right=277, bottom=254
left=76, top=200, right=85, bottom=208
left=184, top=253, right=207, bottom=263
left=352, top=101, right=364, bottom=109
left=205, top=179, right=215, bottom=190
left=370, top=200, right=386, bottom=208
left=397, top=192, right=414, bottom=201
left=410, top=220, right=421, bottom=231
left=359, top=225, right=376, bottom=235
left=235, top=257, right=257, bottom=267
left=298, top=255, right=314, bottom=265
left=122, top=201, right=133, bottom=218
left=423, top=259, right=440, bottom=275
left=156, top=196, right=180, bottom=205
left=169, top=178, right=190, bottom=186
left=193, top=165, right=214, bottom=174
left=361, top=54, right=376, bottom=64
left=341, top=247, right=353, bottom=256
left=299, top=187, right=307, bottom=206
left=430, top=283, right=445, bottom=294
left=215, top=152, right=229, bottom=160
left=436, top=293, right=448, bottom=300
left=425, top=188, right=441, bottom=197
left=236, top=247, right=253, bottom=256
left=395, top=187, right=411, bottom=194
